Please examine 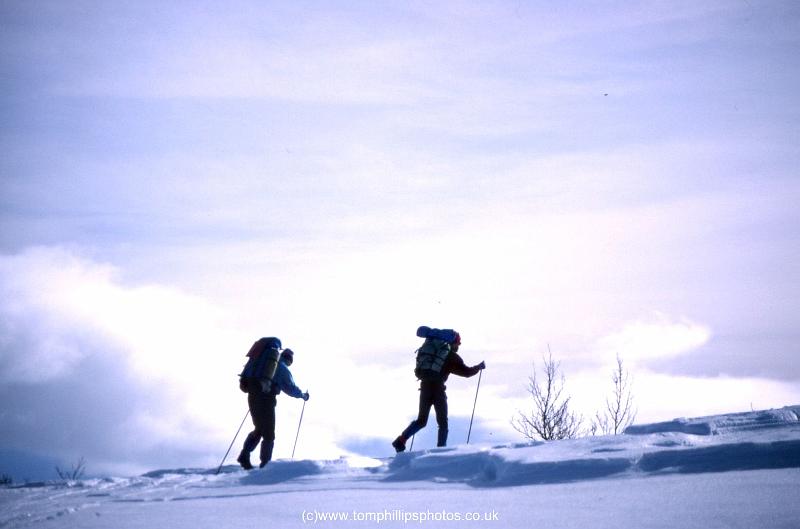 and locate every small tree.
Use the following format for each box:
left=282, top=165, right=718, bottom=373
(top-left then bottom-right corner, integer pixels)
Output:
left=593, top=355, right=636, bottom=435
left=56, top=457, right=86, bottom=481
left=512, top=350, right=583, bottom=441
